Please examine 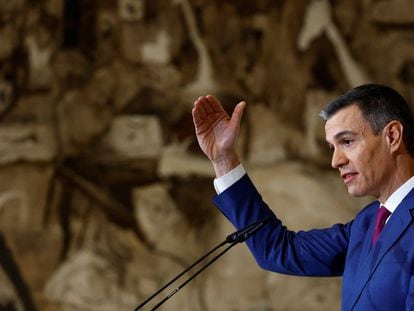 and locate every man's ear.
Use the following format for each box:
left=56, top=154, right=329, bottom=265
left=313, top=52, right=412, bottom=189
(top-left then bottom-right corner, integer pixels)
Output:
left=384, top=120, right=403, bottom=152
